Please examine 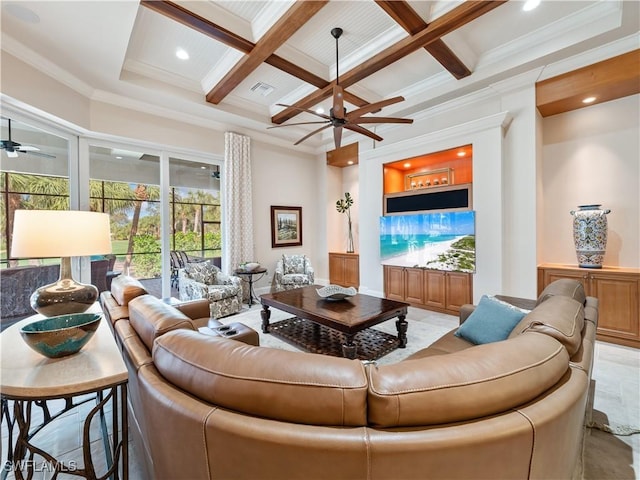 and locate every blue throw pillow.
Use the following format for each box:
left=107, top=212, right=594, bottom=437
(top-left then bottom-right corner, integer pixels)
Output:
left=455, top=295, right=528, bottom=345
